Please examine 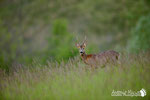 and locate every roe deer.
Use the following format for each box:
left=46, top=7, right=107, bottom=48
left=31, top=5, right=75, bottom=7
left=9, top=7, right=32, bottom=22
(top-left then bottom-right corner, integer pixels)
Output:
left=76, top=39, right=119, bottom=68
